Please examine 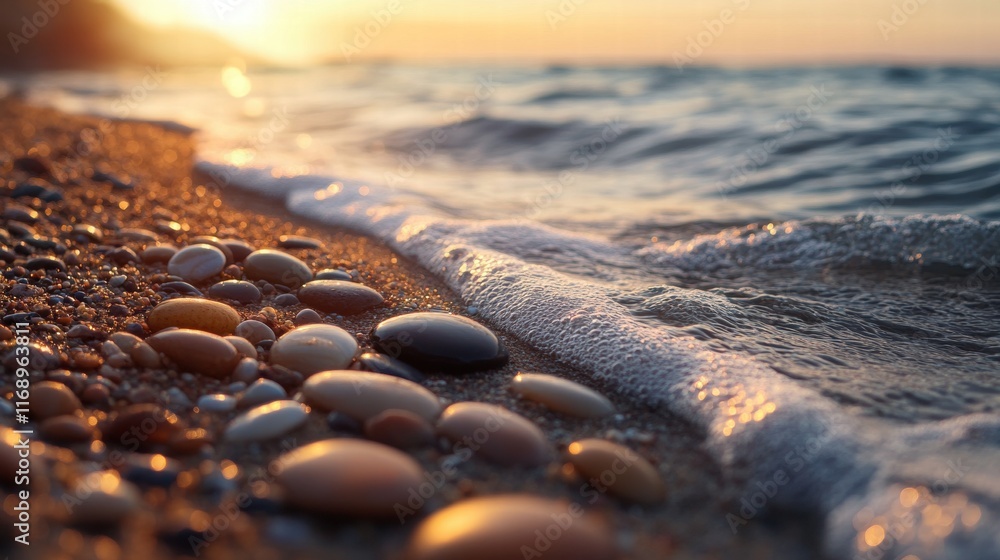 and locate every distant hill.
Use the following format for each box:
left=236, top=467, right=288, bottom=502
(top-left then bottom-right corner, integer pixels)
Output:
left=0, top=0, right=248, bottom=70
